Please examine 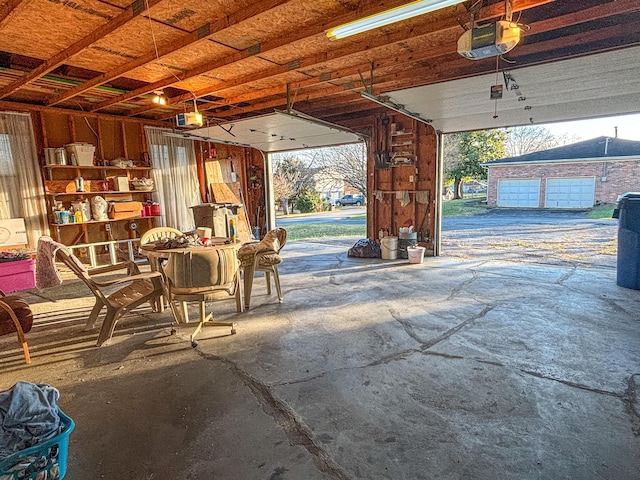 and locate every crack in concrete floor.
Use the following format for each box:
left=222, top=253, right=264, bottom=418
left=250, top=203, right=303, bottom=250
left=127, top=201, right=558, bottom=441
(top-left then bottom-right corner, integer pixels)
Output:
left=194, top=349, right=351, bottom=480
